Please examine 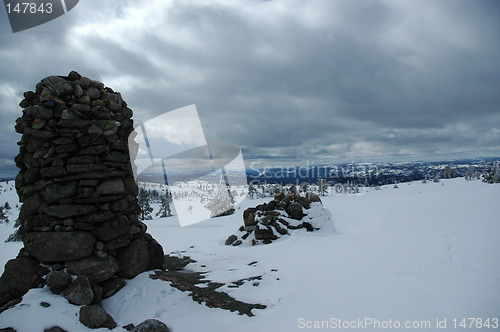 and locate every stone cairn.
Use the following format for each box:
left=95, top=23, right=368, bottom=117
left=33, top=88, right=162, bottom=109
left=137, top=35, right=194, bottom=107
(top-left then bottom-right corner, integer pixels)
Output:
left=225, top=186, right=332, bottom=246
left=0, top=72, right=166, bottom=330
